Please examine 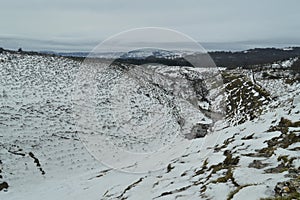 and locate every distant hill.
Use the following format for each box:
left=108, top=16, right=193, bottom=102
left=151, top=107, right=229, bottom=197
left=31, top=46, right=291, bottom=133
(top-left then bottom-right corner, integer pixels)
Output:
left=2, top=46, right=300, bottom=69
left=113, top=47, right=300, bottom=69
left=210, top=47, right=300, bottom=68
